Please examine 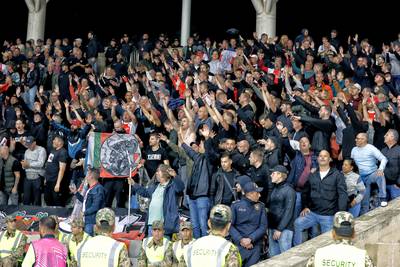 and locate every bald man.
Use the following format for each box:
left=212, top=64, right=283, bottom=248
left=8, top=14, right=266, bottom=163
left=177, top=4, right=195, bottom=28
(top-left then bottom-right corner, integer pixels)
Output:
left=351, top=133, right=388, bottom=214
left=293, top=150, right=347, bottom=246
